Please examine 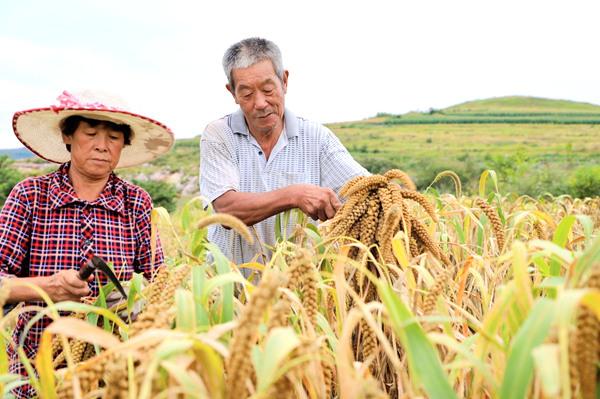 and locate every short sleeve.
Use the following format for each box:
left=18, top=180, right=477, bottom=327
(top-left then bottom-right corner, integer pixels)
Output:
left=319, top=127, right=369, bottom=194
left=199, top=122, right=240, bottom=207
left=0, top=182, right=32, bottom=279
